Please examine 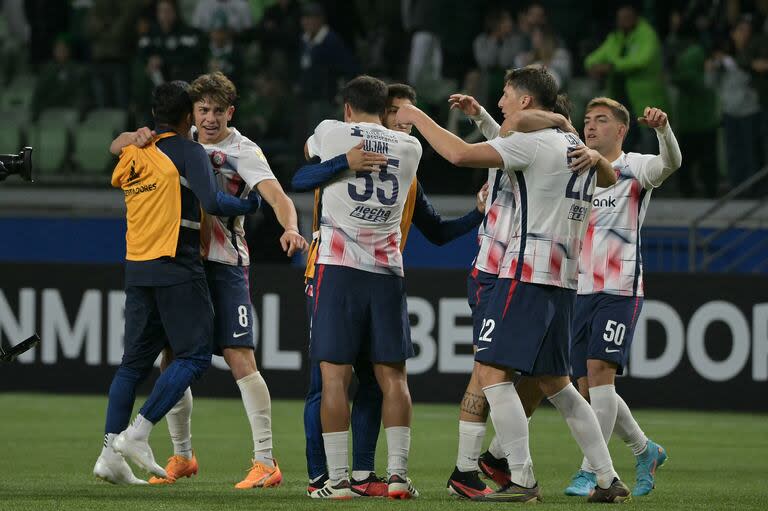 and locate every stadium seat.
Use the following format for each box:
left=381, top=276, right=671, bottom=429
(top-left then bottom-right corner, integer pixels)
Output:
left=38, top=107, right=80, bottom=129
left=0, top=74, right=36, bottom=113
left=84, top=108, right=127, bottom=134
left=71, top=119, right=117, bottom=174
left=28, top=122, right=69, bottom=175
